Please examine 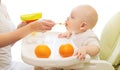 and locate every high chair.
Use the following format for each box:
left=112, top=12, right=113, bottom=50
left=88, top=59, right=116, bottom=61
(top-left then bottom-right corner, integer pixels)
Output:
left=21, top=32, right=114, bottom=70
left=100, top=12, right=120, bottom=70
left=21, top=12, right=120, bottom=70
